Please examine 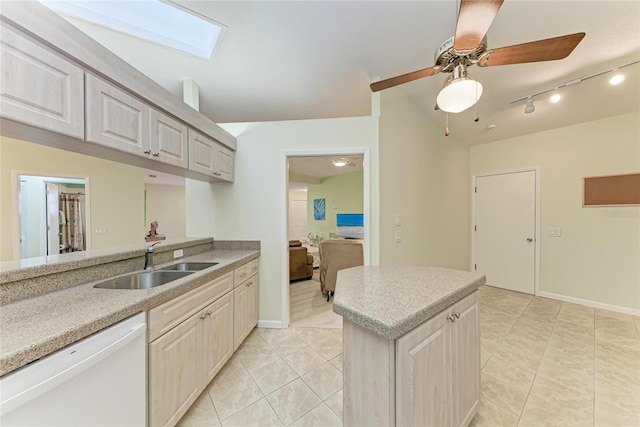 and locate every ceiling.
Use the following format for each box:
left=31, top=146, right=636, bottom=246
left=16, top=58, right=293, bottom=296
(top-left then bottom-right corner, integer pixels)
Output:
left=289, top=156, right=364, bottom=183
left=57, top=1, right=639, bottom=145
